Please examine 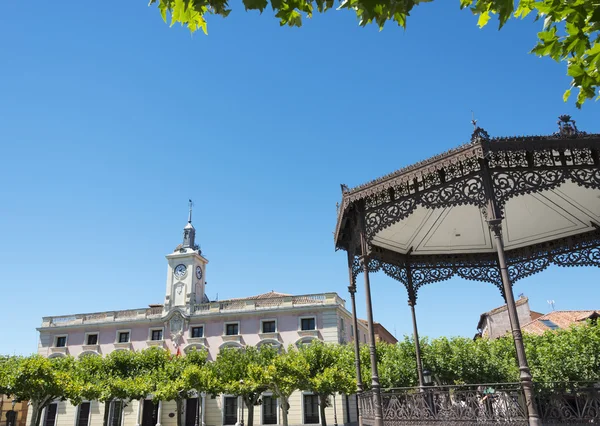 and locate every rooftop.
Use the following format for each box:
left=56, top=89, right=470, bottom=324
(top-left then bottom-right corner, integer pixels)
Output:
left=40, top=291, right=346, bottom=329
left=522, top=310, right=599, bottom=335
left=476, top=296, right=539, bottom=331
